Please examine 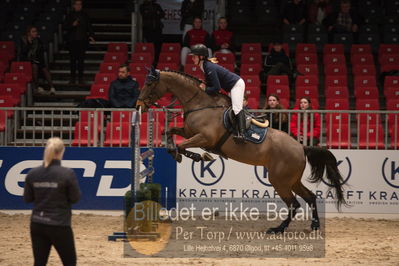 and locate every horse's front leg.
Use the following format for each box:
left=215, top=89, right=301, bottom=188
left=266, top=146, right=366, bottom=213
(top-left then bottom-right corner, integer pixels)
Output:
left=166, top=127, right=187, bottom=163
left=176, top=133, right=211, bottom=162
